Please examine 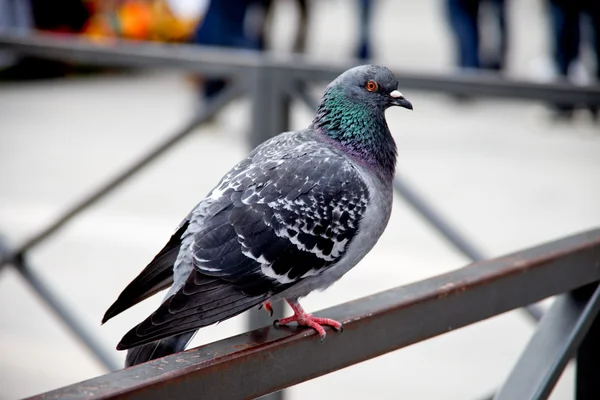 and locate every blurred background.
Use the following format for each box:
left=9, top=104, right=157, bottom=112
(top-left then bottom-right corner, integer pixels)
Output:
left=1, top=0, right=599, bottom=399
